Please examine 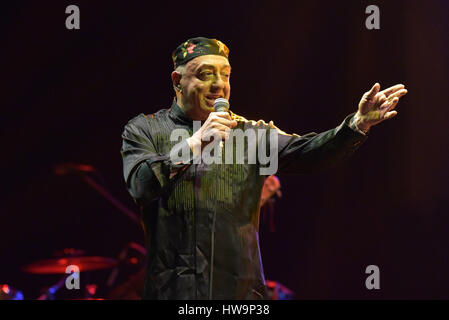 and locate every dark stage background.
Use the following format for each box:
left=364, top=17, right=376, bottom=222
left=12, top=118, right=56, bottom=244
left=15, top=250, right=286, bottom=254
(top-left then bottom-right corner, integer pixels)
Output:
left=2, top=0, right=448, bottom=299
